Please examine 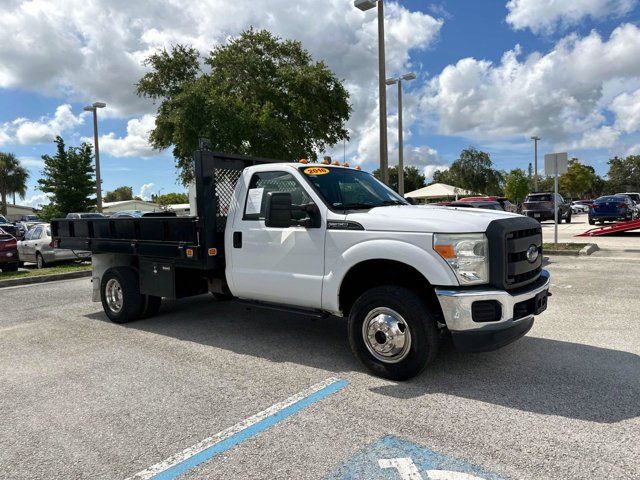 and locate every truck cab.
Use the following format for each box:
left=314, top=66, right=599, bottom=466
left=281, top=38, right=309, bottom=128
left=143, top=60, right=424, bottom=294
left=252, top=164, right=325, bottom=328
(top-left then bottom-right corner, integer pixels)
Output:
left=53, top=151, right=550, bottom=380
